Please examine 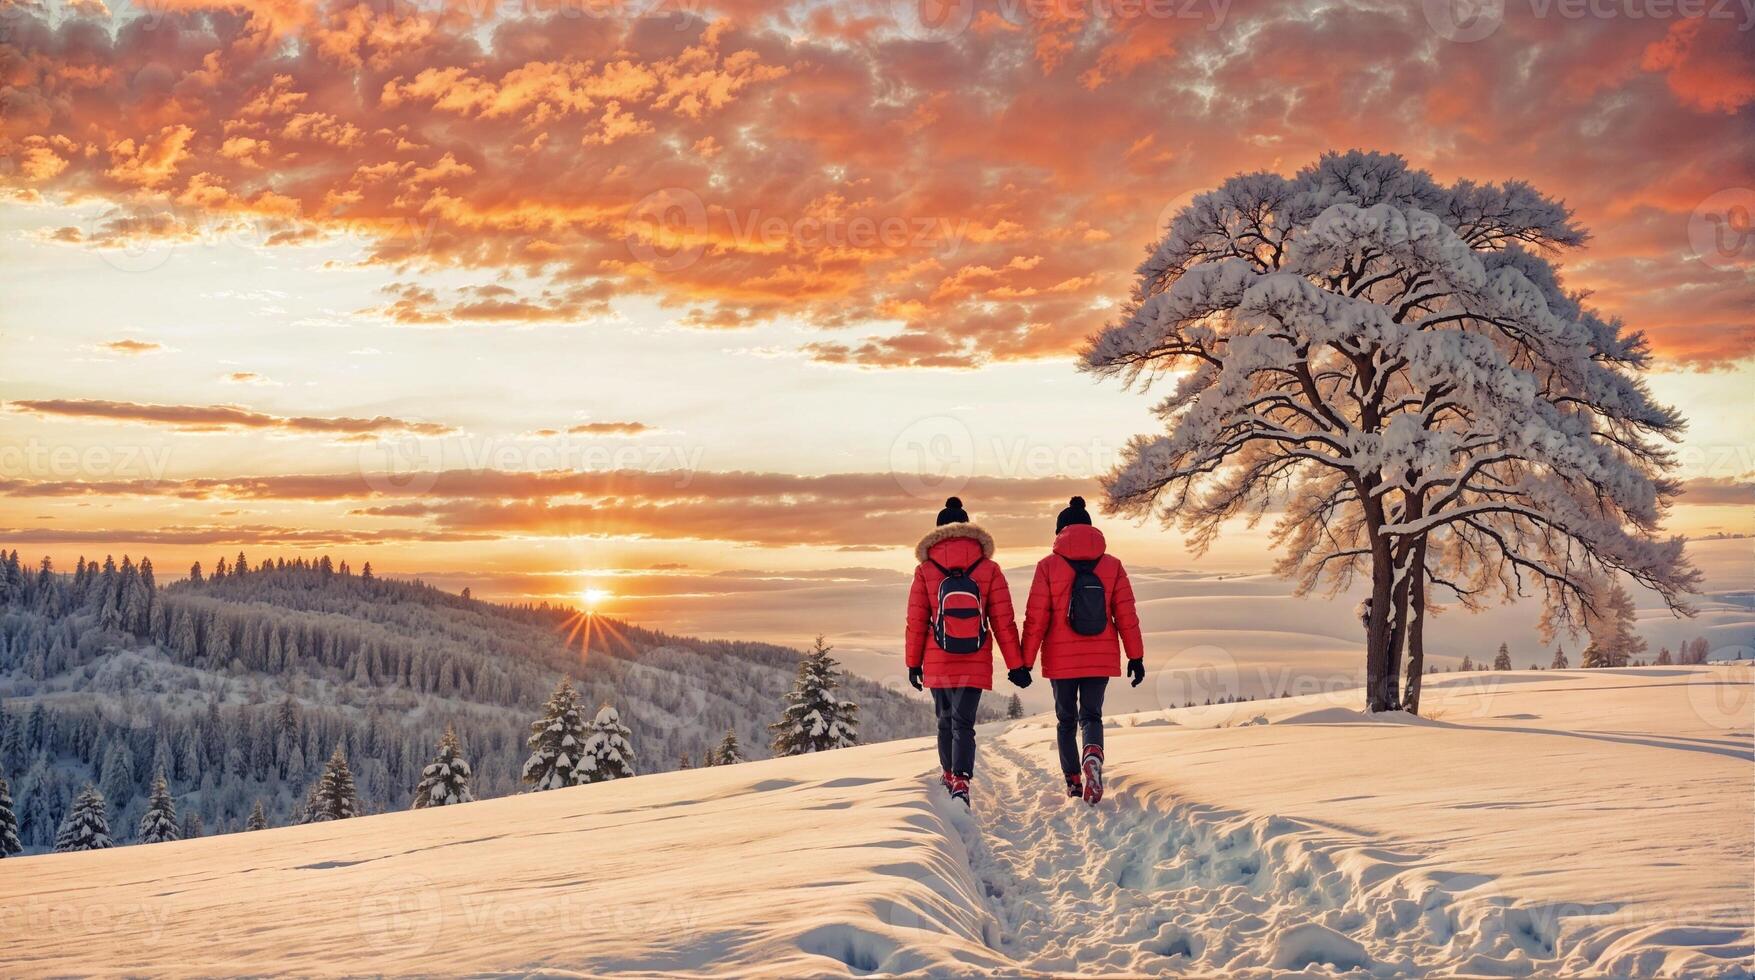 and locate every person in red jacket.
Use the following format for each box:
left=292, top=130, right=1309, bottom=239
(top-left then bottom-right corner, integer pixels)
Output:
left=1020, top=496, right=1144, bottom=805
left=906, top=496, right=1027, bottom=806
